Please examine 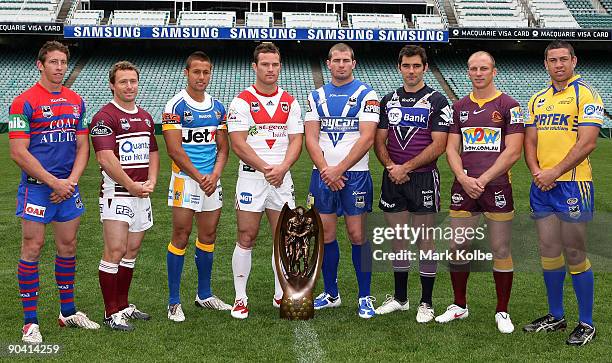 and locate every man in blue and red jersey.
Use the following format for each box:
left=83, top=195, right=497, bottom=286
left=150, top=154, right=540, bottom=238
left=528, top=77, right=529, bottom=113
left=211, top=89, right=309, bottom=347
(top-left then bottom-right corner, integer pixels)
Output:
left=9, top=41, right=99, bottom=344
left=435, top=51, right=524, bottom=334
left=373, top=45, right=451, bottom=322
